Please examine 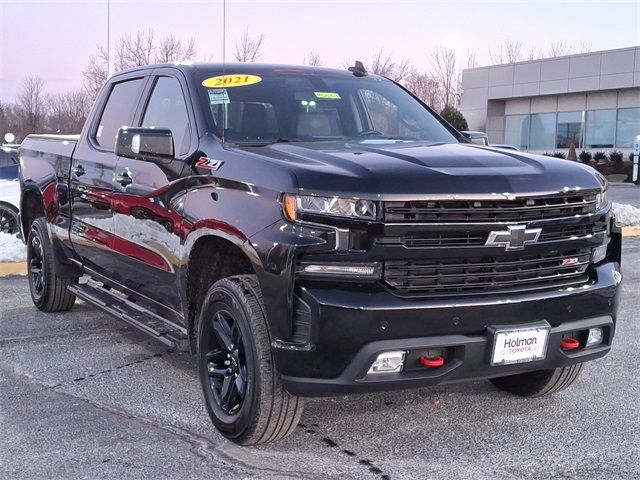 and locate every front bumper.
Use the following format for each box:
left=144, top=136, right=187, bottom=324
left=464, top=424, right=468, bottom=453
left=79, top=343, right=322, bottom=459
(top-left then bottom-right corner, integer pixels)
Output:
left=276, top=261, right=621, bottom=396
